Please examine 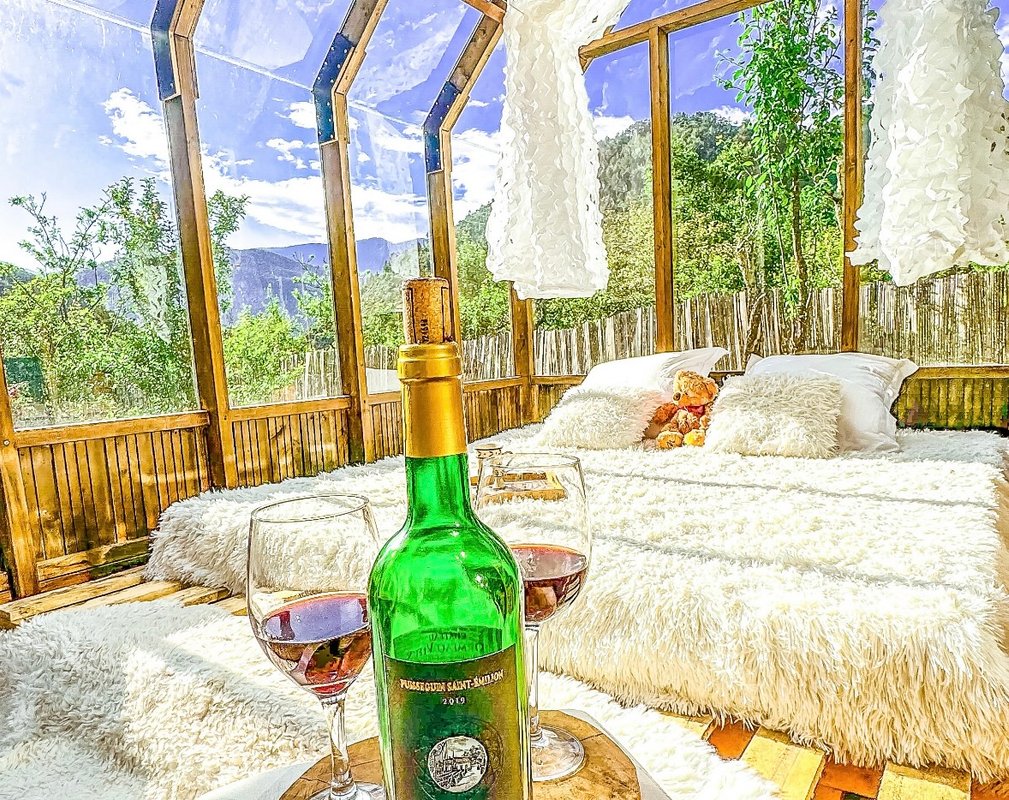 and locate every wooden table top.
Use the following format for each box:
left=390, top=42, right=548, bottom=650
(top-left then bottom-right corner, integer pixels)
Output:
left=281, top=710, right=642, bottom=799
